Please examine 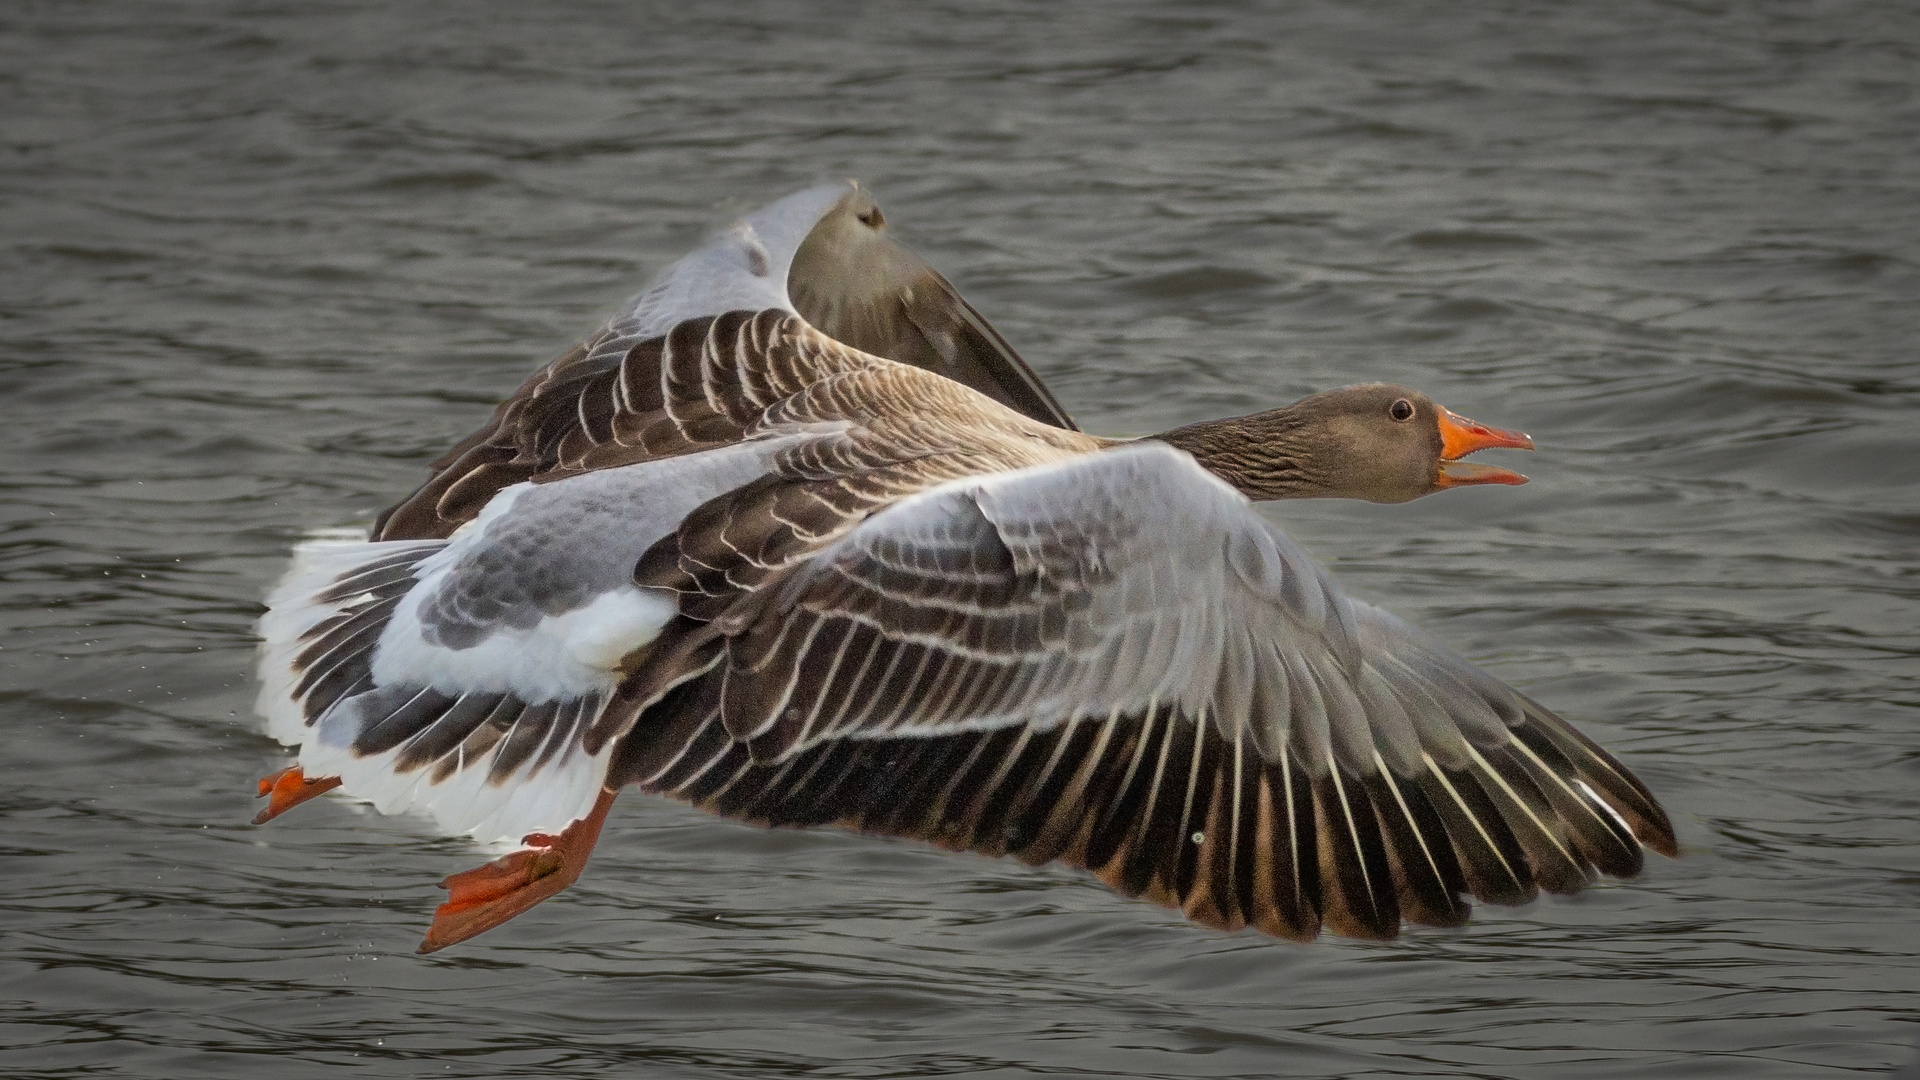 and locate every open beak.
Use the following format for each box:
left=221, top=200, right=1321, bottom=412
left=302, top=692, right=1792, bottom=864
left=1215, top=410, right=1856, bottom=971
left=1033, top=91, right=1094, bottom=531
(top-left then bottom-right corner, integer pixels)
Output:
left=1435, top=406, right=1533, bottom=488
